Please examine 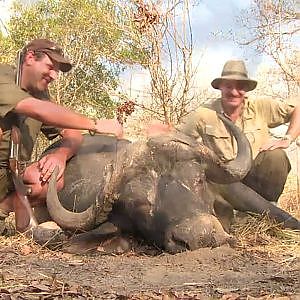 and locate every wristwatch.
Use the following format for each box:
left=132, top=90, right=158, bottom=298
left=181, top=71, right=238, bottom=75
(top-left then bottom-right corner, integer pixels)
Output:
left=88, top=119, right=97, bottom=136
left=281, top=134, right=294, bottom=145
